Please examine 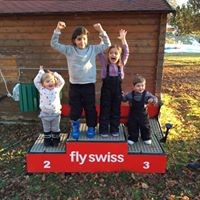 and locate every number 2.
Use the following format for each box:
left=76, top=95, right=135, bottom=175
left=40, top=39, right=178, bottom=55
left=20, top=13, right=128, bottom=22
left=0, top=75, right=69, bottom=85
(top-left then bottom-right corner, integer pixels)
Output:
left=43, top=160, right=51, bottom=169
